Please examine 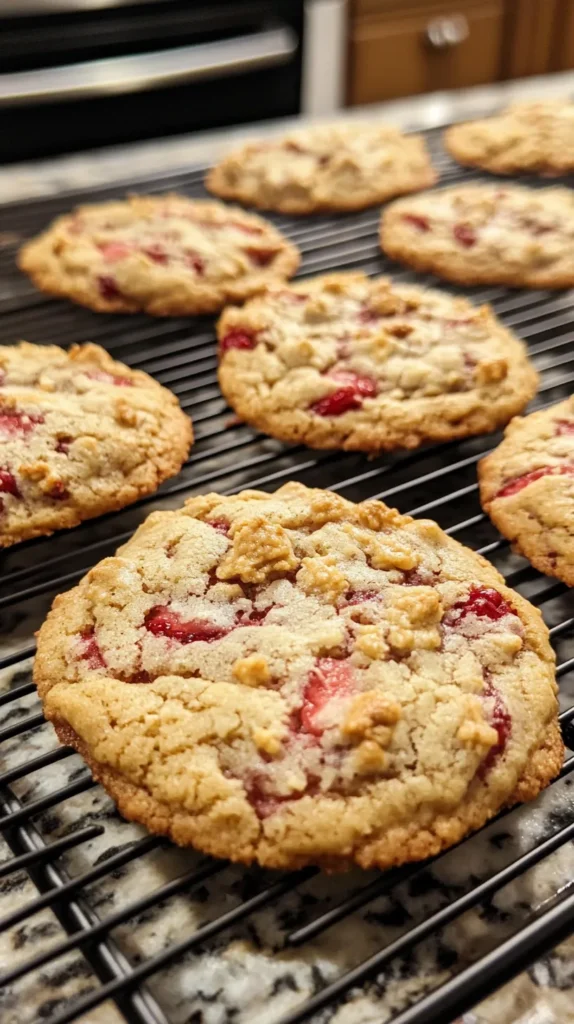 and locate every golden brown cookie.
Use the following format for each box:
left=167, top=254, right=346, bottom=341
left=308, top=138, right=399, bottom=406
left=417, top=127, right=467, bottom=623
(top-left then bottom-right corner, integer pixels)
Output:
left=445, top=100, right=574, bottom=176
left=216, top=272, right=537, bottom=453
left=380, top=184, right=574, bottom=289
left=0, top=342, right=192, bottom=547
left=206, top=123, right=436, bottom=214
left=18, top=195, right=300, bottom=315
left=479, top=398, right=574, bottom=585
left=34, top=482, right=562, bottom=871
